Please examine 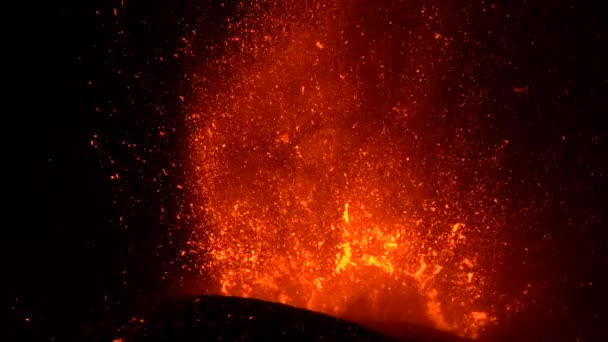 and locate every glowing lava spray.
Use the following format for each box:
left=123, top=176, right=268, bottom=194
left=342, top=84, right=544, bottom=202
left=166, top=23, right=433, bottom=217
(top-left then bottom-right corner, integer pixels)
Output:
left=187, top=1, right=509, bottom=338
